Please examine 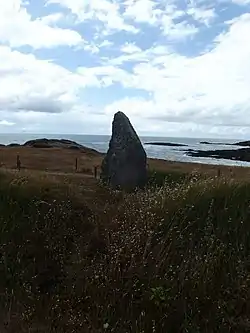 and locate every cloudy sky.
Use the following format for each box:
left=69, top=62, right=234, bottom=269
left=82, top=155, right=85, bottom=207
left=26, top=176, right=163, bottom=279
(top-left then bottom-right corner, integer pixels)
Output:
left=1, top=0, right=250, bottom=138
